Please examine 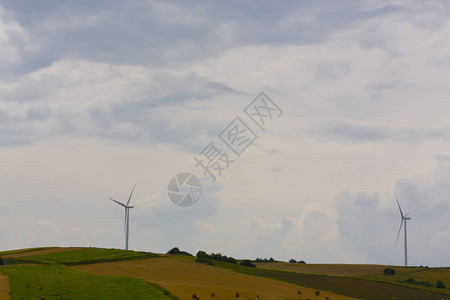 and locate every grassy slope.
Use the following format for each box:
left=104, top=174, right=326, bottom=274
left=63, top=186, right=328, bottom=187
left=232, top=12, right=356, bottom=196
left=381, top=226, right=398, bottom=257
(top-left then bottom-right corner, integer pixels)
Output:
left=1, top=264, right=178, bottom=300
left=216, top=261, right=449, bottom=300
